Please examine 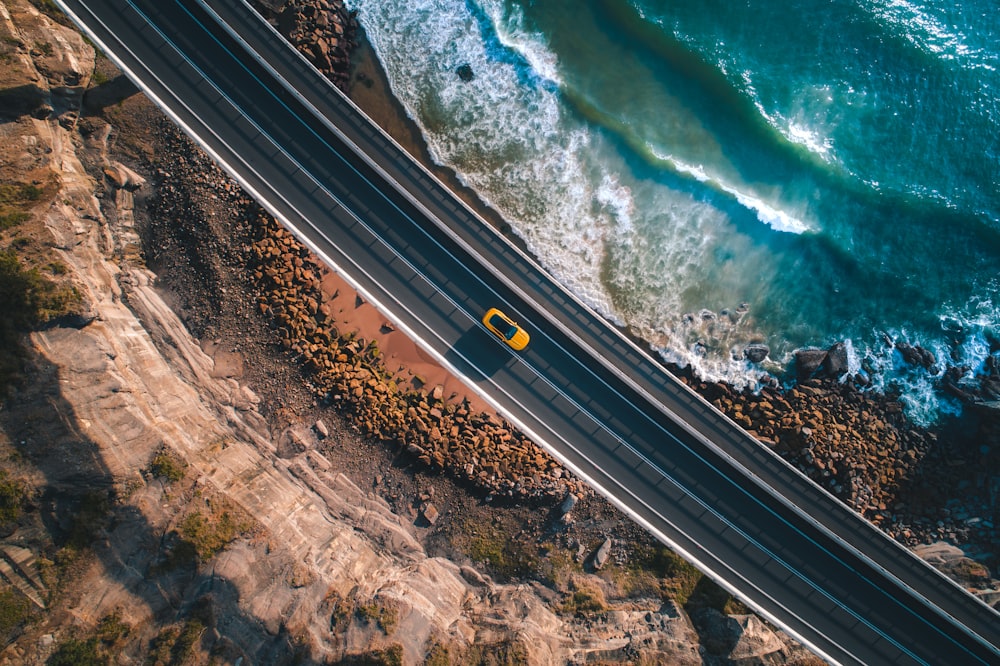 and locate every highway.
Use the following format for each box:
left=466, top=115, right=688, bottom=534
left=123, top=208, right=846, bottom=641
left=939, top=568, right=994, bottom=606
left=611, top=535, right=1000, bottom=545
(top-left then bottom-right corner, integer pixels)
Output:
left=55, top=0, right=1000, bottom=663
